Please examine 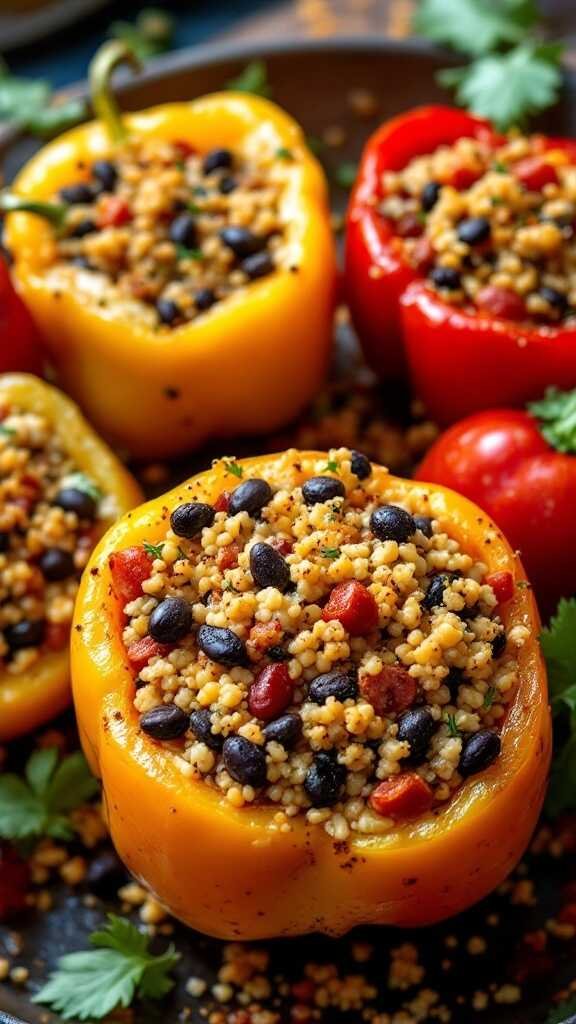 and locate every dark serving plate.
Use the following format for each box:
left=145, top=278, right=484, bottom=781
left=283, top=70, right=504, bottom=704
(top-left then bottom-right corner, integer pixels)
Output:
left=1, top=36, right=576, bottom=1024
